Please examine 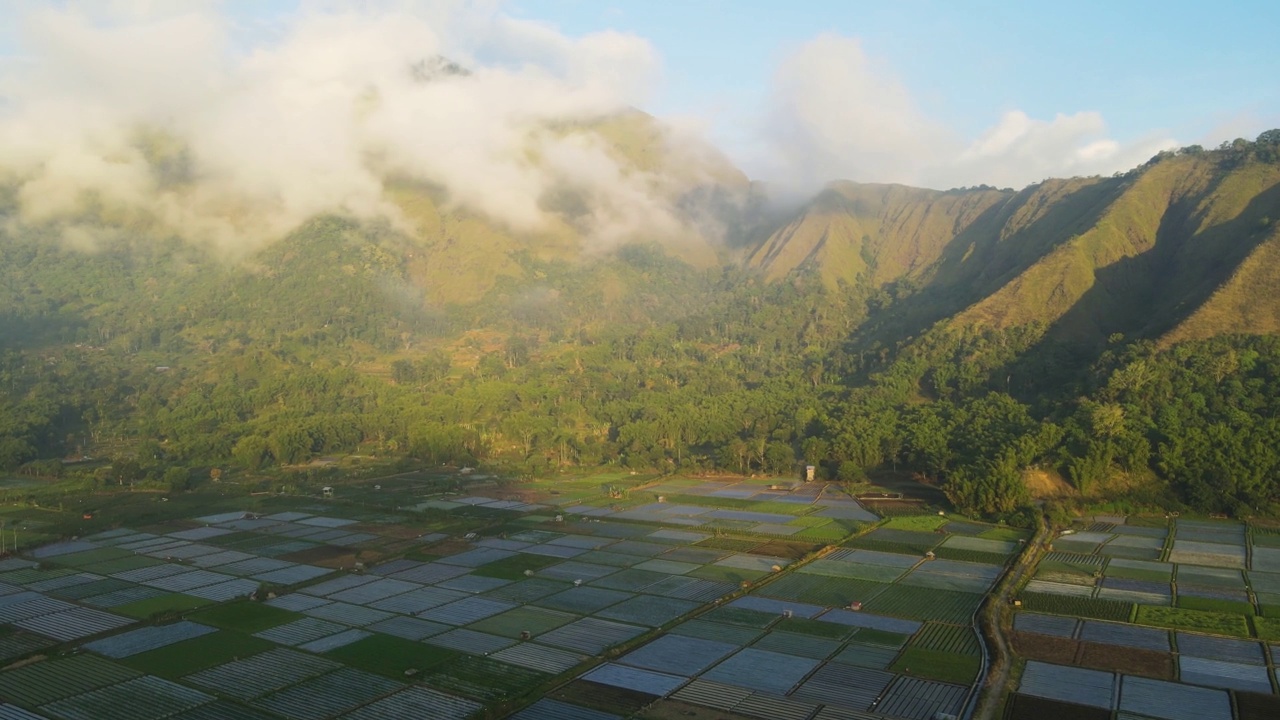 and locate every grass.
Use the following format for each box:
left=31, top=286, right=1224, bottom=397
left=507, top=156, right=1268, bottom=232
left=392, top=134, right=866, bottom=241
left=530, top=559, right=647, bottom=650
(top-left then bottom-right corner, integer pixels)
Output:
left=472, top=553, right=562, bottom=580
left=121, top=631, right=274, bottom=678
left=881, top=515, right=950, bottom=532
left=1134, top=605, right=1250, bottom=637
left=326, top=634, right=459, bottom=679
left=891, top=647, right=981, bottom=684
left=115, top=593, right=212, bottom=619
left=187, top=601, right=301, bottom=633
left=1253, top=616, right=1280, bottom=640
left=1175, top=595, right=1255, bottom=616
